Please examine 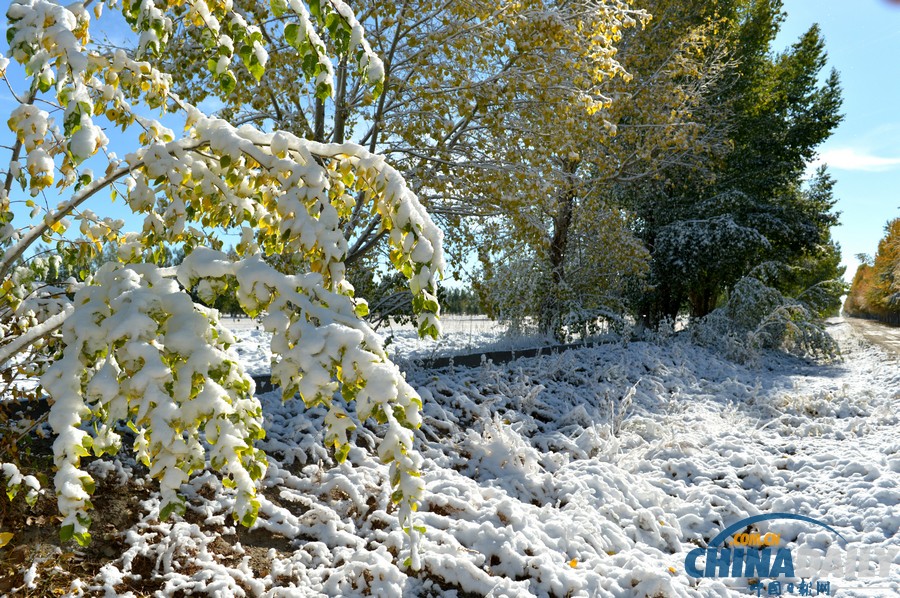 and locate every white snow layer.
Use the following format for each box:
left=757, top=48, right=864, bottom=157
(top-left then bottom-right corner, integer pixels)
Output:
left=223, top=315, right=552, bottom=375
left=66, top=320, right=899, bottom=596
